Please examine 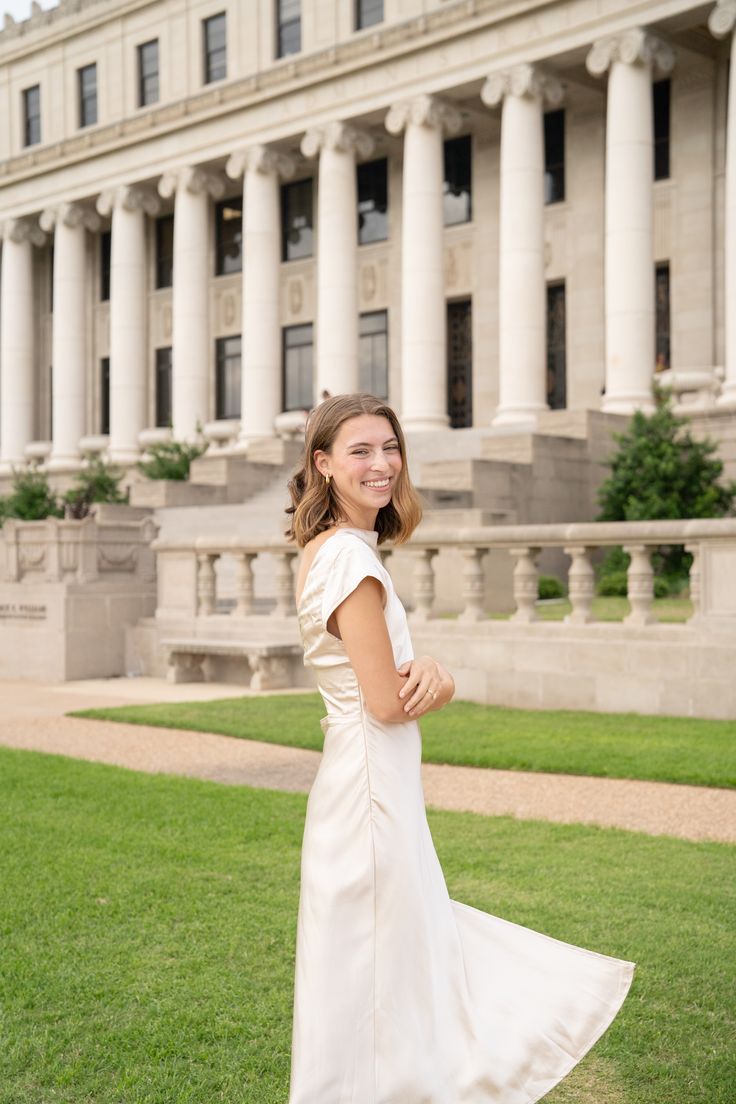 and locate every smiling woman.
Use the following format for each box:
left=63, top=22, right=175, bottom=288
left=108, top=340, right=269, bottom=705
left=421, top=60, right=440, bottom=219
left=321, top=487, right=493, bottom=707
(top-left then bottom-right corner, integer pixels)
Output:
left=283, top=392, right=634, bottom=1104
